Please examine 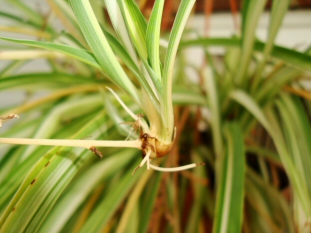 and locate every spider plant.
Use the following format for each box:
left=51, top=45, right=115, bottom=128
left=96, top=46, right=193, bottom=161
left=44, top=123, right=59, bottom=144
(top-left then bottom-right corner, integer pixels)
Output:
left=1, top=0, right=311, bottom=232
